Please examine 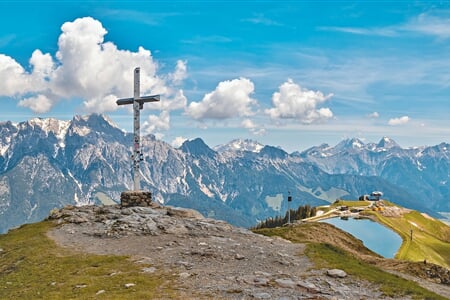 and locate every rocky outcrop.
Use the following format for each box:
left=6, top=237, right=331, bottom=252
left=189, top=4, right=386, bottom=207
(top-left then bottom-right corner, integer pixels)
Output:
left=119, top=191, right=152, bottom=207
left=47, top=204, right=400, bottom=299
